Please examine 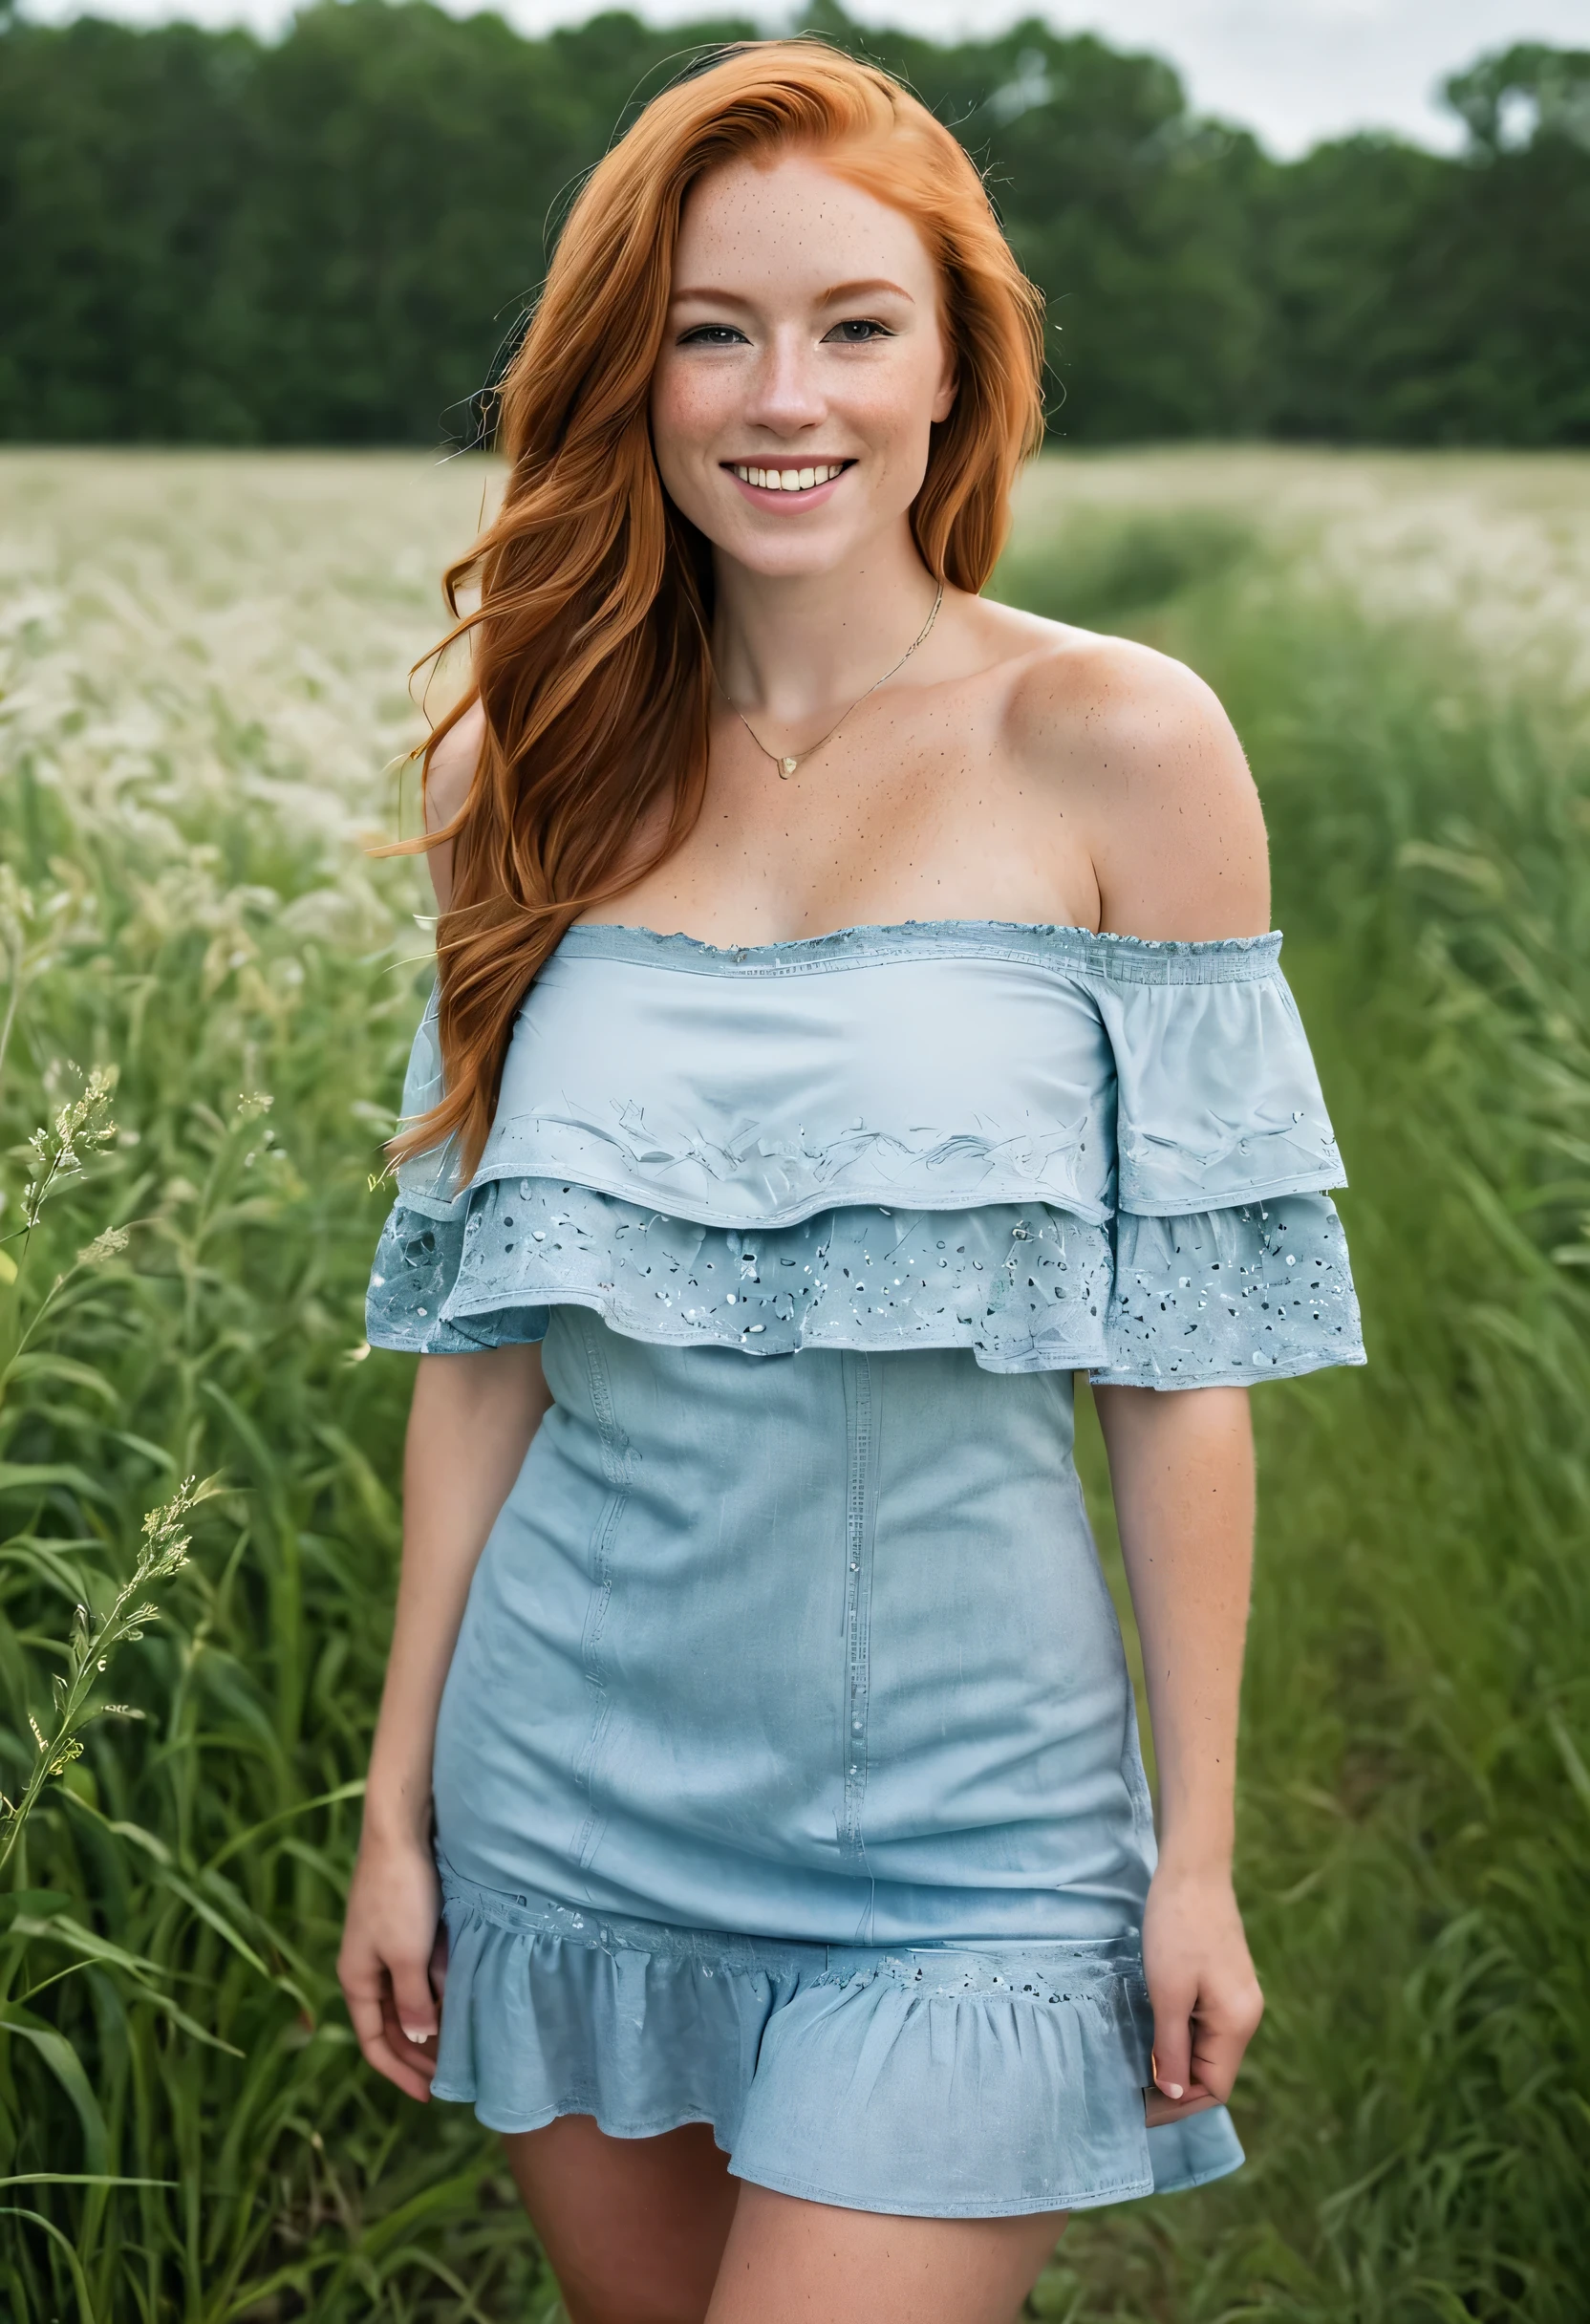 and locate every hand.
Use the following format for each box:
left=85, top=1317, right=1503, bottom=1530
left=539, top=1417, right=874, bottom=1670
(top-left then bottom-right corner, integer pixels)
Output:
left=1140, top=1862, right=1263, bottom=2130
left=337, top=1825, right=448, bottom=2102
